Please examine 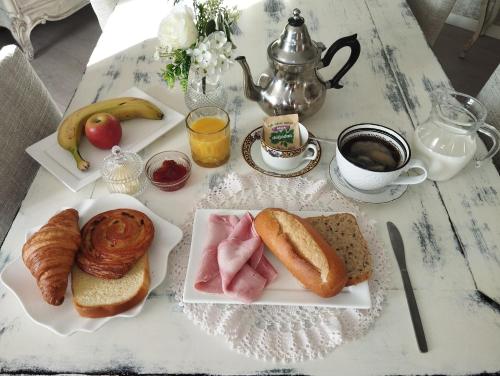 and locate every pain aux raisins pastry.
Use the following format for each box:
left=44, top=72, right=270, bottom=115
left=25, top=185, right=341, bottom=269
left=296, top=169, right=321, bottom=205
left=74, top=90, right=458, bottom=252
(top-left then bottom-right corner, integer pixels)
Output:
left=76, top=209, right=154, bottom=279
